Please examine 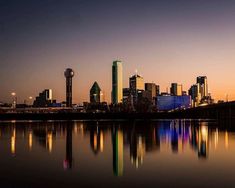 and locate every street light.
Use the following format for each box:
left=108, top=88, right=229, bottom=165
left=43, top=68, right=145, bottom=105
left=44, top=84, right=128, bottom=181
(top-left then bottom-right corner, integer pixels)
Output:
left=29, top=96, right=33, bottom=106
left=11, top=92, right=17, bottom=108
